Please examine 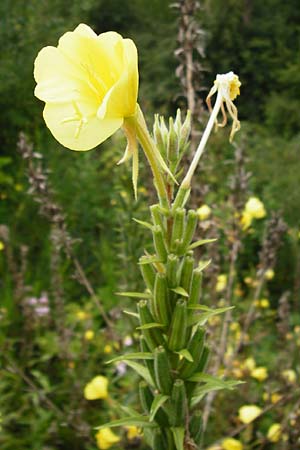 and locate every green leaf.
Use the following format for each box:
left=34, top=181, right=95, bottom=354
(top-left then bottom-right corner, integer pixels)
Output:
left=171, top=427, right=185, bottom=450
left=171, top=287, right=189, bottom=297
left=133, top=218, right=154, bottom=230
left=137, top=322, right=165, bottom=330
left=117, top=291, right=151, bottom=299
left=139, top=255, right=162, bottom=265
left=188, top=306, right=234, bottom=326
left=96, top=415, right=156, bottom=430
left=190, top=375, right=244, bottom=407
left=176, top=349, right=194, bottom=362
left=124, top=361, right=155, bottom=387
left=149, top=394, right=169, bottom=421
left=123, top=310, right=139, bottom=319
left=188, top=238, right=217, bottom=250
left=197, top=259, right=212, bottom=271
left=106, top=352, right=154, bottom=364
